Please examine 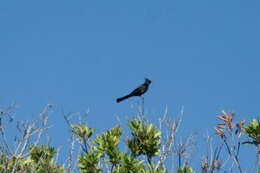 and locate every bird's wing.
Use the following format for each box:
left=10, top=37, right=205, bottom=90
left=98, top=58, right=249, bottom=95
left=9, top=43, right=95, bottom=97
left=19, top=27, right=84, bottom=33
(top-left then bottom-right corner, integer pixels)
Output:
left=130, top=85, right=146, bottom=96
